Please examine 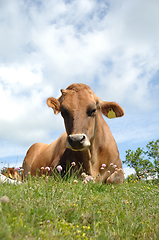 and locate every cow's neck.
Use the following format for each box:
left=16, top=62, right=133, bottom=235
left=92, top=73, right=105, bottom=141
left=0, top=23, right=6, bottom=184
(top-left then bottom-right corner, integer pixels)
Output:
left=88, top=112, right=108, bottom=175
left=72, top=112, right=106, bottom=176
left=72, top=149, right=92, bottom=175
